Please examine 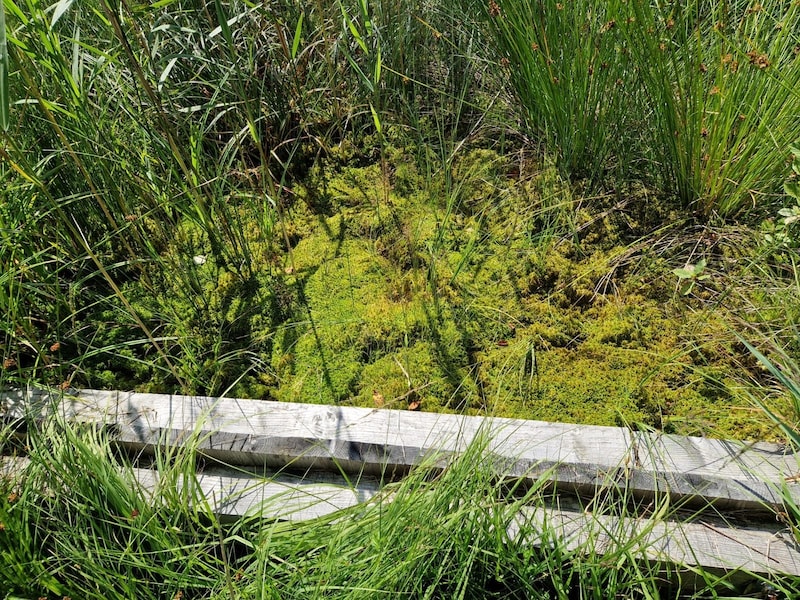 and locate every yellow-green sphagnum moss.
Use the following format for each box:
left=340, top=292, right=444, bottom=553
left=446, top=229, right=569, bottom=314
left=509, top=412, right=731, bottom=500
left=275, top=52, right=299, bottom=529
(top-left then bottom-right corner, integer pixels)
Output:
left=103, top=146, right=784, bottom=440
